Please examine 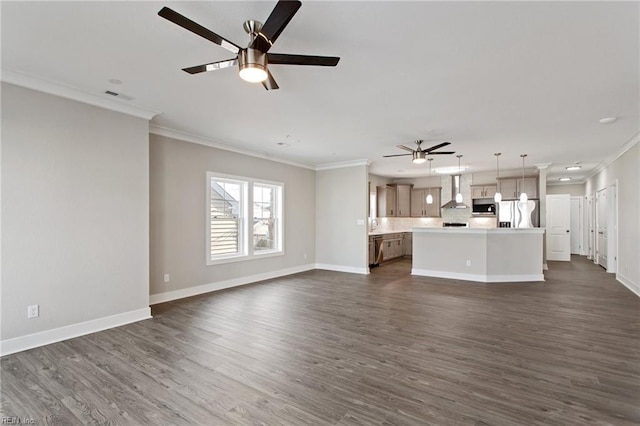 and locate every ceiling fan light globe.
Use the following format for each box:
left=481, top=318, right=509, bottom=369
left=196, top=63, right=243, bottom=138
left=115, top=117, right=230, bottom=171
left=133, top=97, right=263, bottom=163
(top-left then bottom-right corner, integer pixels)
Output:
left=426, top=194, right=433, bottom=204
left=494, top=192, right=502, bottom=203
left=412, top=158, right=426, bottom=164
left=238, top=48, right=268, bottom=83
left=239, top=66, right=268, bottom=83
